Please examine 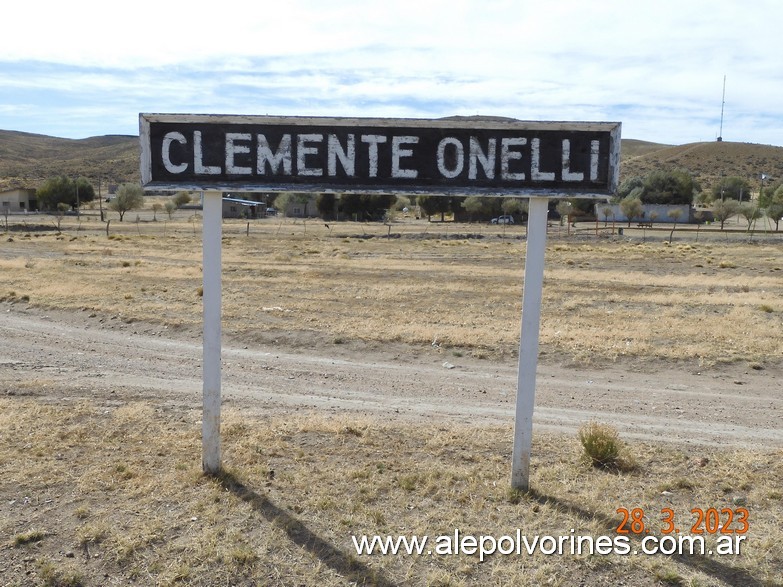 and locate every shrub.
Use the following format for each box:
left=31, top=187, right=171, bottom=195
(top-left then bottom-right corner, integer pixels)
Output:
left=578, top=421, right=623, bottom=469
